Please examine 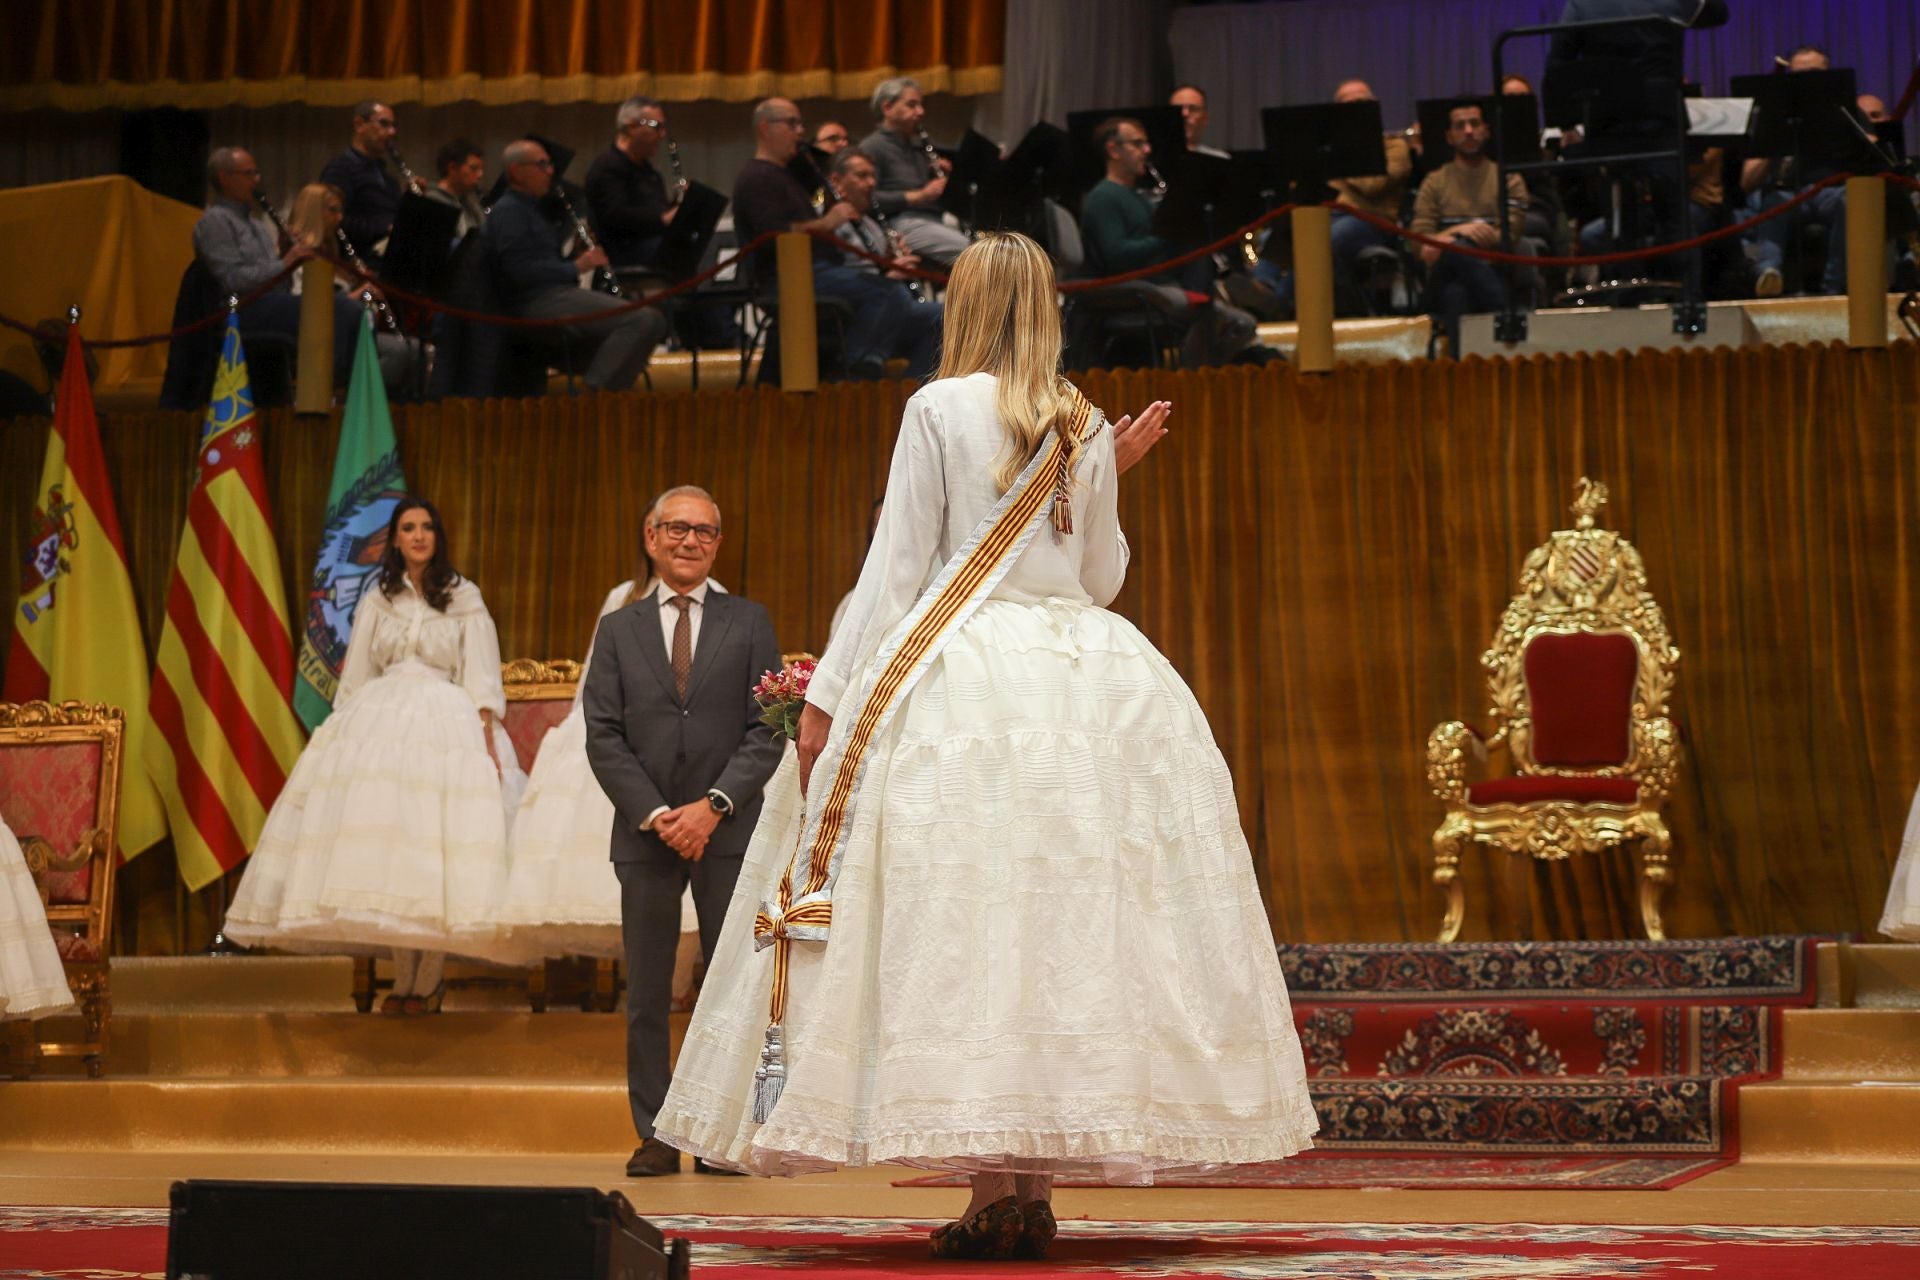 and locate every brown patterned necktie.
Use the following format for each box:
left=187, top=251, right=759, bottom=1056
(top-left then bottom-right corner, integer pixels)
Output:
left=670, top=595, right=693, bottom=700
